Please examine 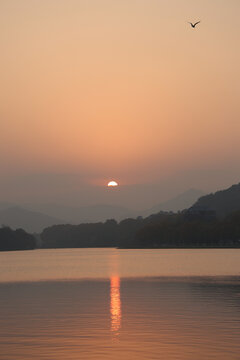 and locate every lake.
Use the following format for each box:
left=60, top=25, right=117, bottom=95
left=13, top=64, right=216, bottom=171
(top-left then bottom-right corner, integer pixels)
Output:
left=0, top=249, right=240, bottom=359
